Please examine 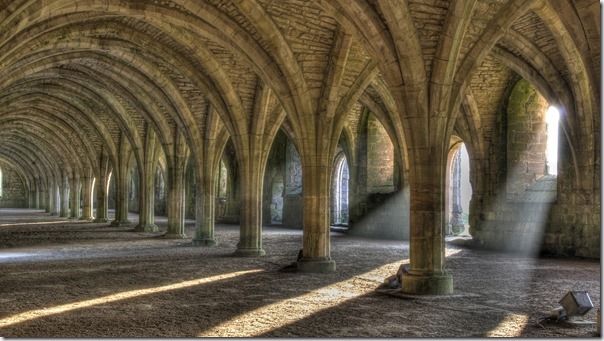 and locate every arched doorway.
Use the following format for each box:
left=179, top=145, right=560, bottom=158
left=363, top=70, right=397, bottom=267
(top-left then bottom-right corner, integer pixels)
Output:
left=331, top=152, right=350, bottom=226
left=447, top=141, right=472, bottom=236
